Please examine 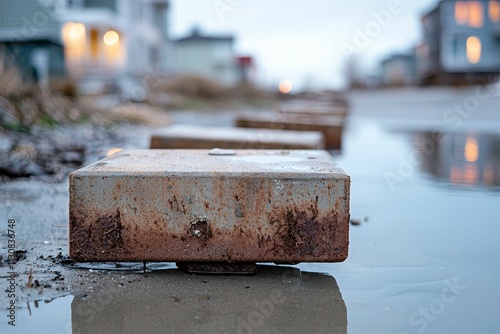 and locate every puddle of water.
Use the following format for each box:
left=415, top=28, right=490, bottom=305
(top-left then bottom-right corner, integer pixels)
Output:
left=0, top=266, right=346, bottom=334
left=0, top=295, right=73, bottom=334
left=1, top=89, right=500, bottom=333
left=66, top=261, right=175, bottom=272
